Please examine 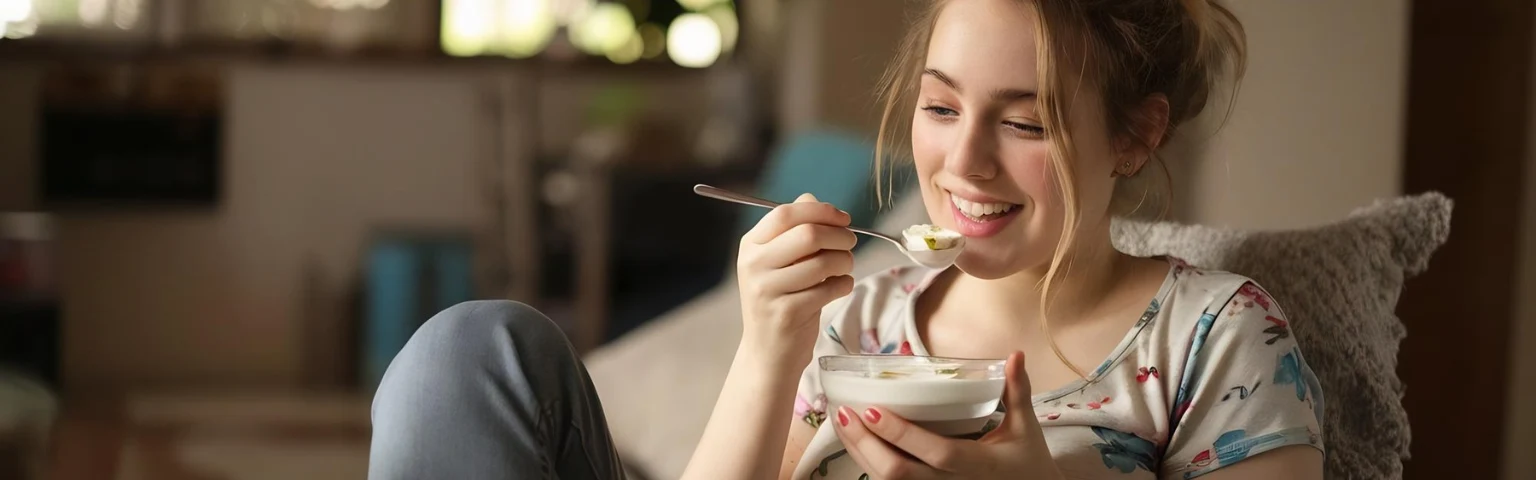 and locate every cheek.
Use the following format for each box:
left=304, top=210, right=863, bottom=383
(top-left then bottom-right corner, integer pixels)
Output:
left=910, top=118, right=945, bottom=176
left=1008, top=145, right=1060, bottom=206
left=911, top=120, right=958, bottom=224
